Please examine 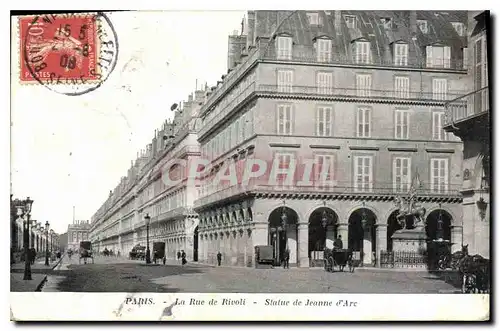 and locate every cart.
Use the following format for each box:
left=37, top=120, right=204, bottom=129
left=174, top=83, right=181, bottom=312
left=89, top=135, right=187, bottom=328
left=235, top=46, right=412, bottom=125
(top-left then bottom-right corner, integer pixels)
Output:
left=79, top=241, right=94, bottom=264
